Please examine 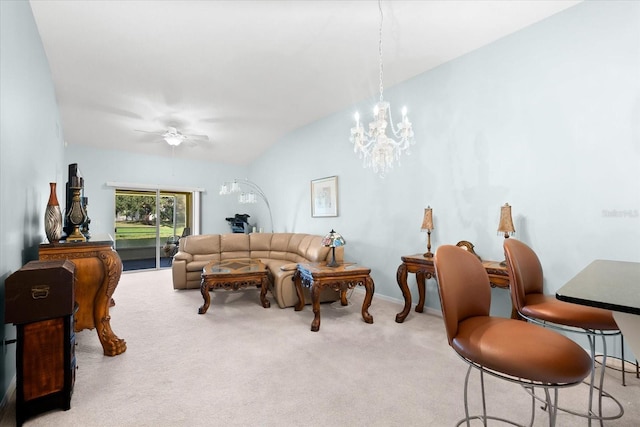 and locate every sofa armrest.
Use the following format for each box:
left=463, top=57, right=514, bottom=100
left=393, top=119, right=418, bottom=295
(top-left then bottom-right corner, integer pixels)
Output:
left=173, top=251, right=193, bottom=263
left=172, top=259, right=188, bottom=289
left=280, top=263, right=298, bottom=272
